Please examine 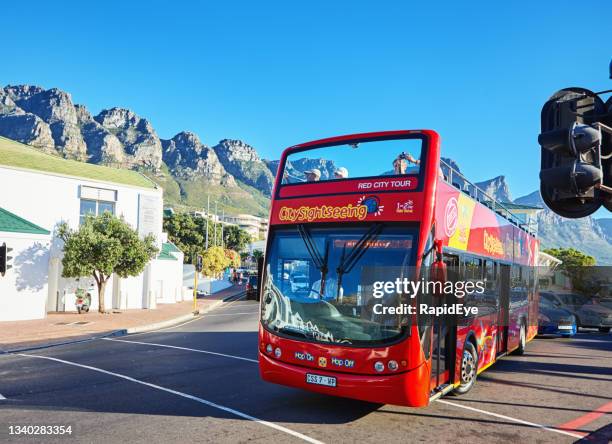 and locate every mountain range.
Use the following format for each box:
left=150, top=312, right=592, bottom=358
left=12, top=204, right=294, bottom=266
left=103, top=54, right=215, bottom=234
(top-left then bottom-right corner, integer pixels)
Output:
left=1, top=84, right=611, bottom=264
